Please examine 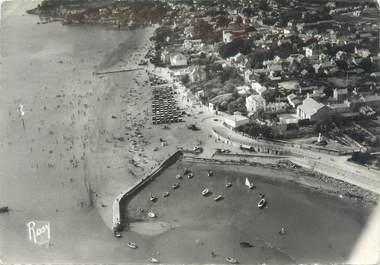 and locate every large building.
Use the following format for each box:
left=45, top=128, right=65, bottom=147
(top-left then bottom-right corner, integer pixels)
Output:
left=296, top=97, right=332, bottom=121
left=246, top=94, right=266, bottom=114
left=224, top=114, right=250, bottom=128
